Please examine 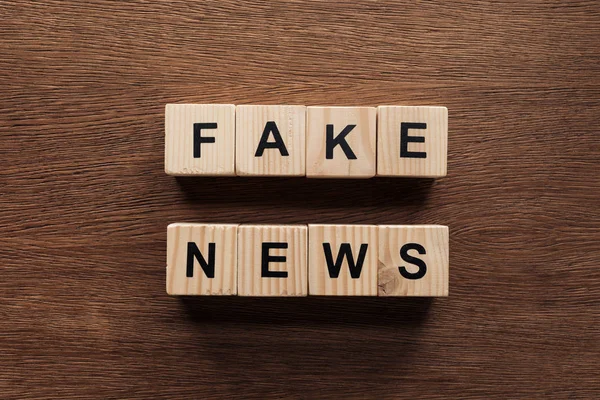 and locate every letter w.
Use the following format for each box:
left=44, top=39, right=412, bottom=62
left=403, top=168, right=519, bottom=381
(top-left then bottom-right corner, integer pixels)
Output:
left=322, top=243, right=368, bottom=278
